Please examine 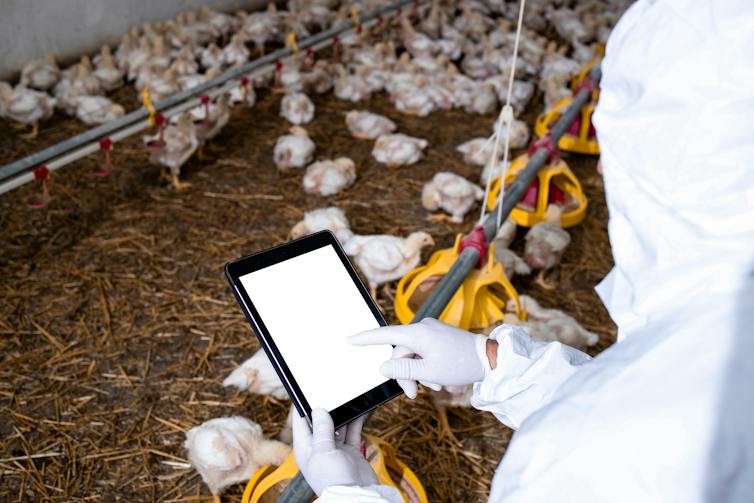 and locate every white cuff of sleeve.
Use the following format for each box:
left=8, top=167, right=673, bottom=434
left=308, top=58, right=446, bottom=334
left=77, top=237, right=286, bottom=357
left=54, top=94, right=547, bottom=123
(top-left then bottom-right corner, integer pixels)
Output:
left=475, top=334, right=493, bottom=379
